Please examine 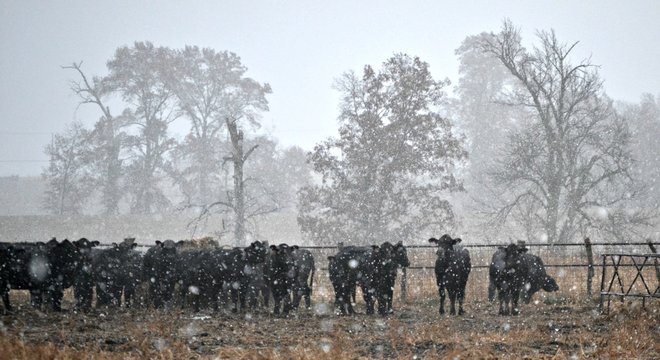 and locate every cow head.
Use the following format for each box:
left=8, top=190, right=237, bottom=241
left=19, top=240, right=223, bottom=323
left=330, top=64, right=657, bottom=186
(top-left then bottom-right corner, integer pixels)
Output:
left=429, top=234, right=461, bottom=262
left=393, top=241, right=410, bottom=268
left=245, top=240, right=268, bottom=264
left=503, top=243, right=527, bottom=270
left=543, top=275, right=560, bottom=292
